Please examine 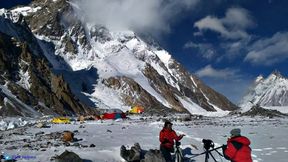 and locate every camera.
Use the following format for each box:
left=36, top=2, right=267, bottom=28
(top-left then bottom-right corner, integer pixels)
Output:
left=202, top=139, right=214, bottom=150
